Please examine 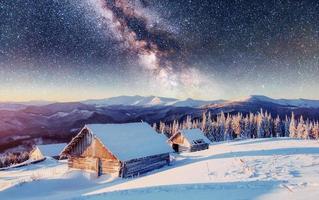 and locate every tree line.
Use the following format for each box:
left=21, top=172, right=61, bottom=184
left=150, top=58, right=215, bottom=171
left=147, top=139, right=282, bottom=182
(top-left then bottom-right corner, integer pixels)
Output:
left=154, top=109, right=319, bottom=141
left=0, top=152, right=29, bottom=168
